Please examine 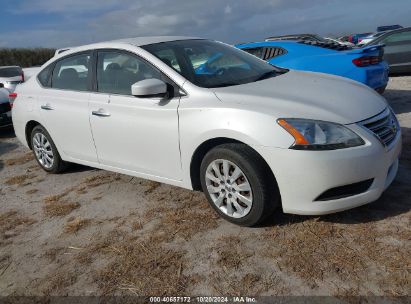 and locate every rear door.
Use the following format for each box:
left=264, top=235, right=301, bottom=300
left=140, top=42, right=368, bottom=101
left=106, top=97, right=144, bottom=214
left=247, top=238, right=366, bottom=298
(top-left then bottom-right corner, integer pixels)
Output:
left=37, top=52, right=98, bottom=163
left=381, top=30, right=411, bottom=71
left=88, top=49, right=182, bottom=180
